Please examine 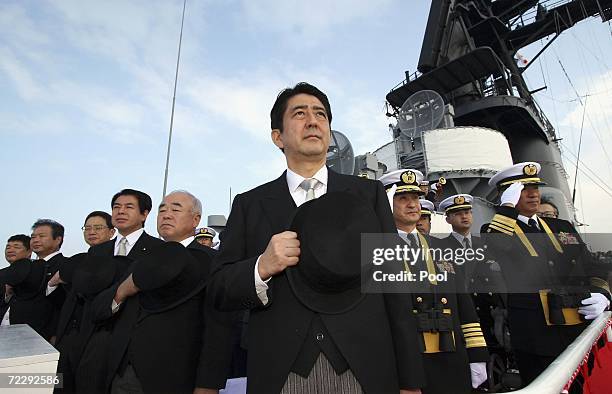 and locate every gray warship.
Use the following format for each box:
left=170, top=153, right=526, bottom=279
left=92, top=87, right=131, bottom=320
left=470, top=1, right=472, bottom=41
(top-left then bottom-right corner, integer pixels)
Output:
left=338, top=0, right=612, bottom=230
